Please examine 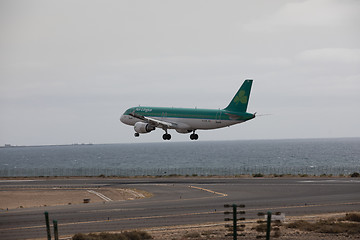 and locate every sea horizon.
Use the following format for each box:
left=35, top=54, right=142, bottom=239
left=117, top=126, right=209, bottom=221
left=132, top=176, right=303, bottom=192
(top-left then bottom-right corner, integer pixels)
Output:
left=2, top=136, right=360, bottom=148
